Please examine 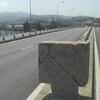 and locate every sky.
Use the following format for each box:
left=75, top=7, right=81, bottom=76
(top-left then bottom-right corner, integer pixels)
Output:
left=0, top=0, right=100, bottom=17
